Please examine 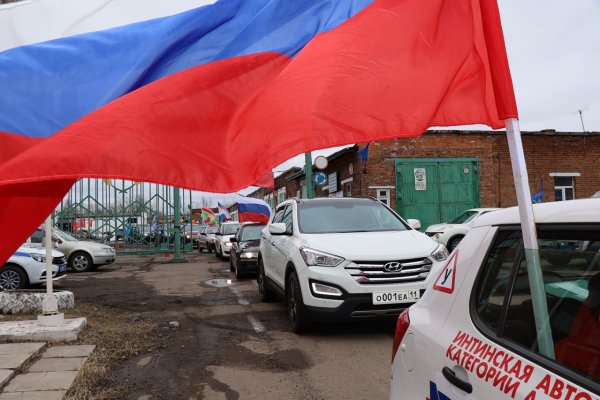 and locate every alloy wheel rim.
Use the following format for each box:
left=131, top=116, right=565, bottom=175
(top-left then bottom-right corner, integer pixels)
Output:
left=0, top=270, right=21, bottom=290
left=73, top=255, right=88, bottom=270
